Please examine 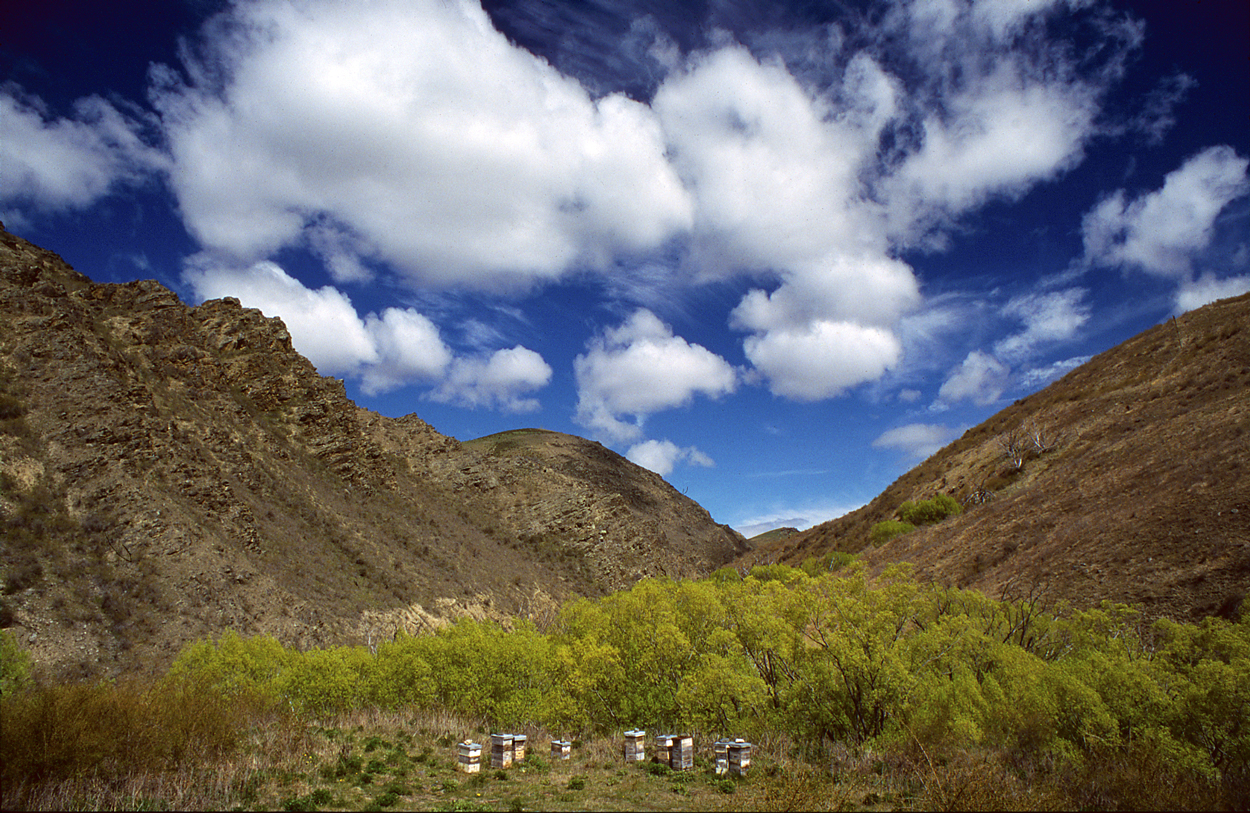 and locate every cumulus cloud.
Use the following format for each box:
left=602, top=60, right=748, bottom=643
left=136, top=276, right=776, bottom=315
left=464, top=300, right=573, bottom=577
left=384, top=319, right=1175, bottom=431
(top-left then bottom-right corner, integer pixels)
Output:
left=430, top=346, right=553, bottom=412
left=646, top=0, right=1127, bottom=401
left=1082, top=146, right=1250, bottom=278
left=741, top=320, right=904, bottom=401
left=4, top=0, right=1151, bottom=410
left=148, top=0, right=692, bottom=288
left=574, top=310, right=736, bottom=441
left=183, top=257, right=387, bottom=377
left=0, top=88, right=163, bottom=218
left=183, top=258, right=552, bottom=403
left=626, top=439, right=715, bottom=476
left=937, top=350, right=1010, bottom=406
left=872, top=423, right=961, bottom=459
